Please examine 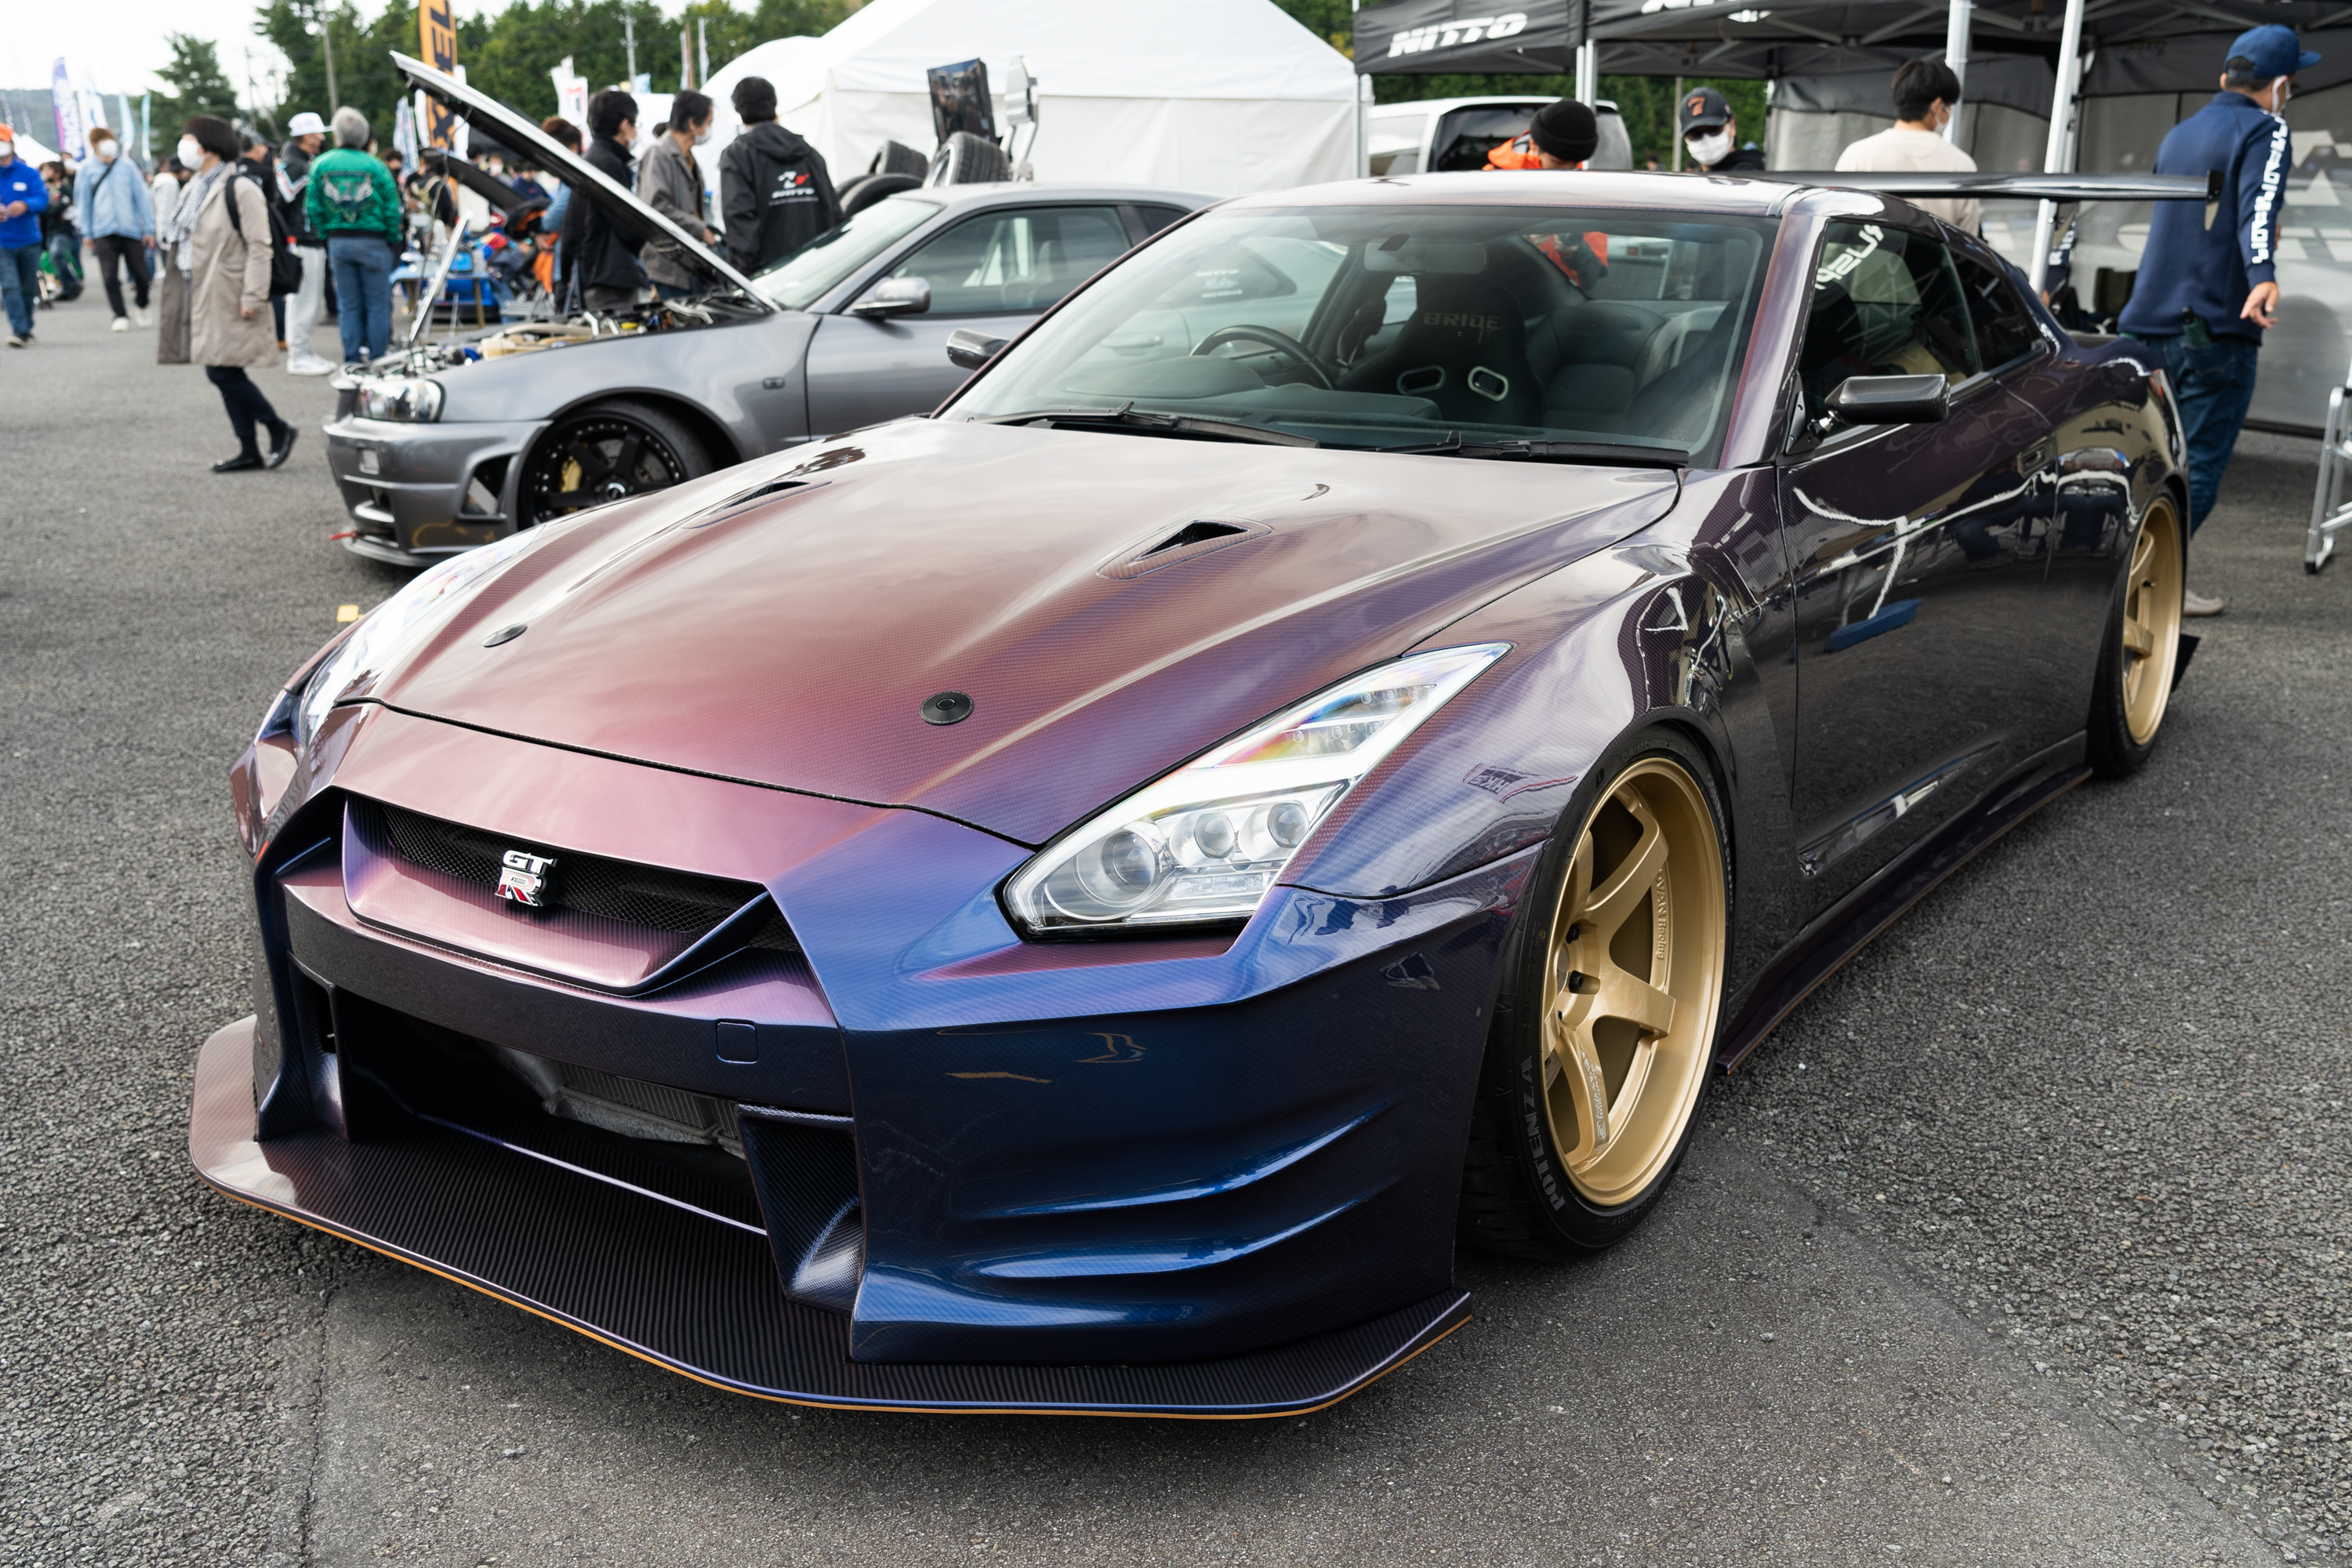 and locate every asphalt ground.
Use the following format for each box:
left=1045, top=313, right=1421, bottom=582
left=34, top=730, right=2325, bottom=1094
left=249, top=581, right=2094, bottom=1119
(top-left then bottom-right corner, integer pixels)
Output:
left=2, top=296, right=2346, bottom=1567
